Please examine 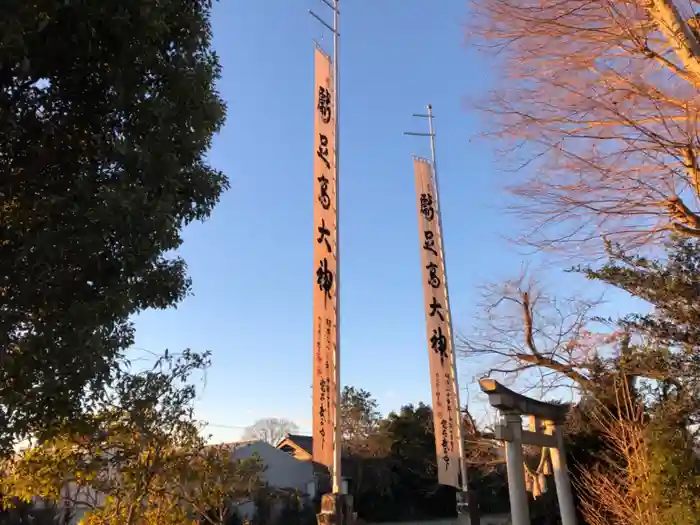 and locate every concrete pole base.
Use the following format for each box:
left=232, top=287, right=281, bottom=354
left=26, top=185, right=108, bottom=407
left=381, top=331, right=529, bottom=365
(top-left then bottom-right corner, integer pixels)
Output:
left=456, top=490, right=480, bottom=525
left=317, top=493, right=356, bottom=525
